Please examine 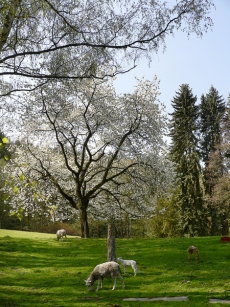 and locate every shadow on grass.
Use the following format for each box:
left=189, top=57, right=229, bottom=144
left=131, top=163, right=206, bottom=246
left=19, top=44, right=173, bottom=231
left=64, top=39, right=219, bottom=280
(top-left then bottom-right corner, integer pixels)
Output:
left=1, top=236, right=230, bottom=307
